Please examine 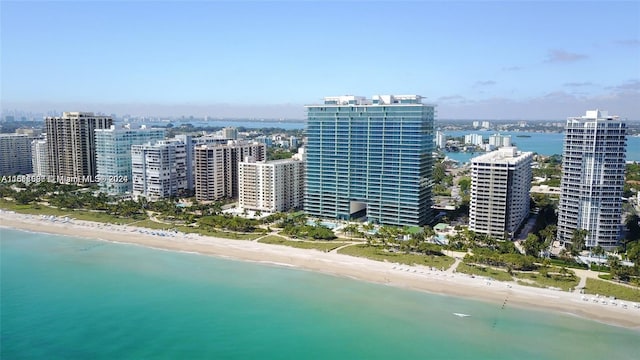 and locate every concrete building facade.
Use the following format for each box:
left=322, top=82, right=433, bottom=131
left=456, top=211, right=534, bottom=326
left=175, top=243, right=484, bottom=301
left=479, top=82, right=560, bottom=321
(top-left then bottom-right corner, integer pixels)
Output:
left=45, top=112, right=113, bottom=180
left=131, top=140, right=187, bottom=200
left=469, top=147, right=533, bottom=239
left=0, top=133, right=34, bottom=176
left=194, top=141, right=266, bottom=201
left=238, top=155, right=305, bottom=213
left=31, top=137, right=49, bottom=177
left=557, top=110, right=627, bottom=249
